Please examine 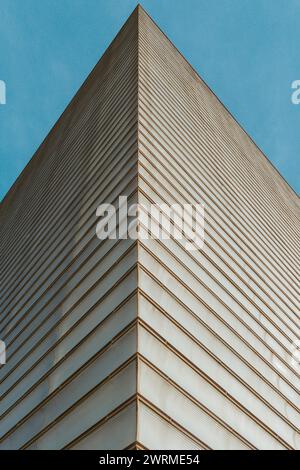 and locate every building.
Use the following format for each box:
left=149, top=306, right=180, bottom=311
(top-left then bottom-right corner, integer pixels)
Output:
left=0, top=5, right=299, bottom=450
